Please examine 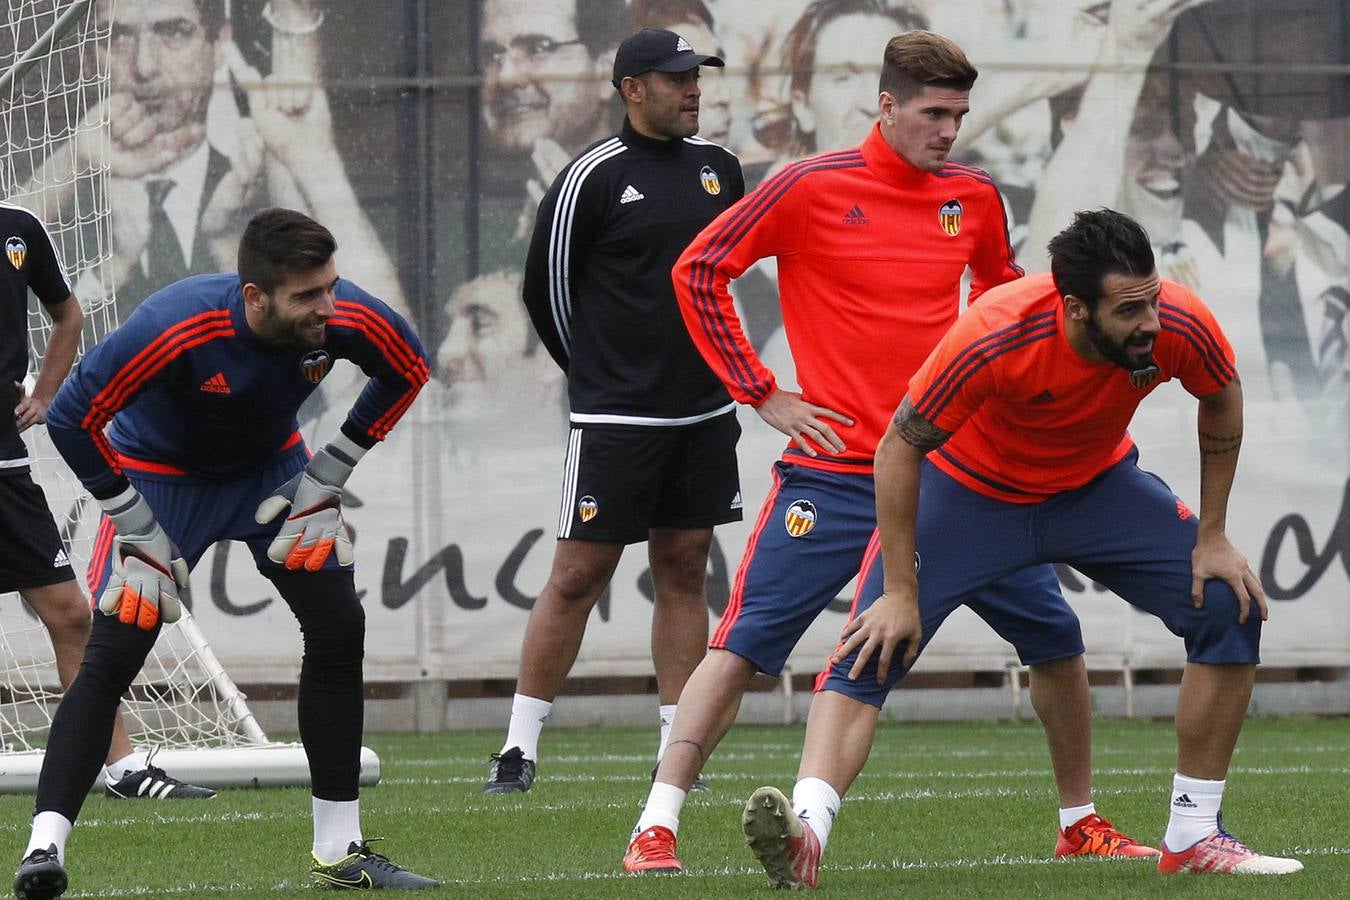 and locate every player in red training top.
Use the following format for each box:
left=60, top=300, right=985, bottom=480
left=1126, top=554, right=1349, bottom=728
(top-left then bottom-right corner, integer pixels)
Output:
left=624, top=31, right=1151, bottom=879
left=756, top=209, right=1303, bottom=886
